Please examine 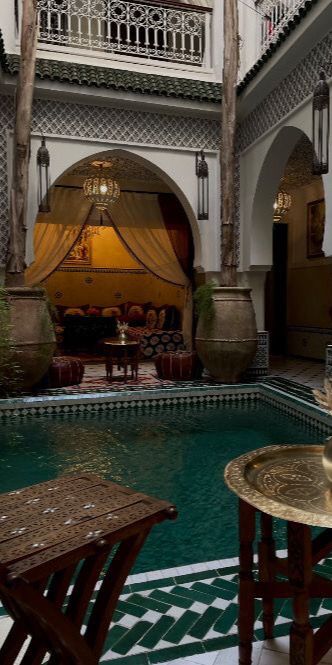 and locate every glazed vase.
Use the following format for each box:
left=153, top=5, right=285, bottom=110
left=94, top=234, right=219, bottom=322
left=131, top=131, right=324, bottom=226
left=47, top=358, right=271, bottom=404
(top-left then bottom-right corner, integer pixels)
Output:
left=2, top=286, right=56, bottom=389
left=195, top=286, right=257, bottom=383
